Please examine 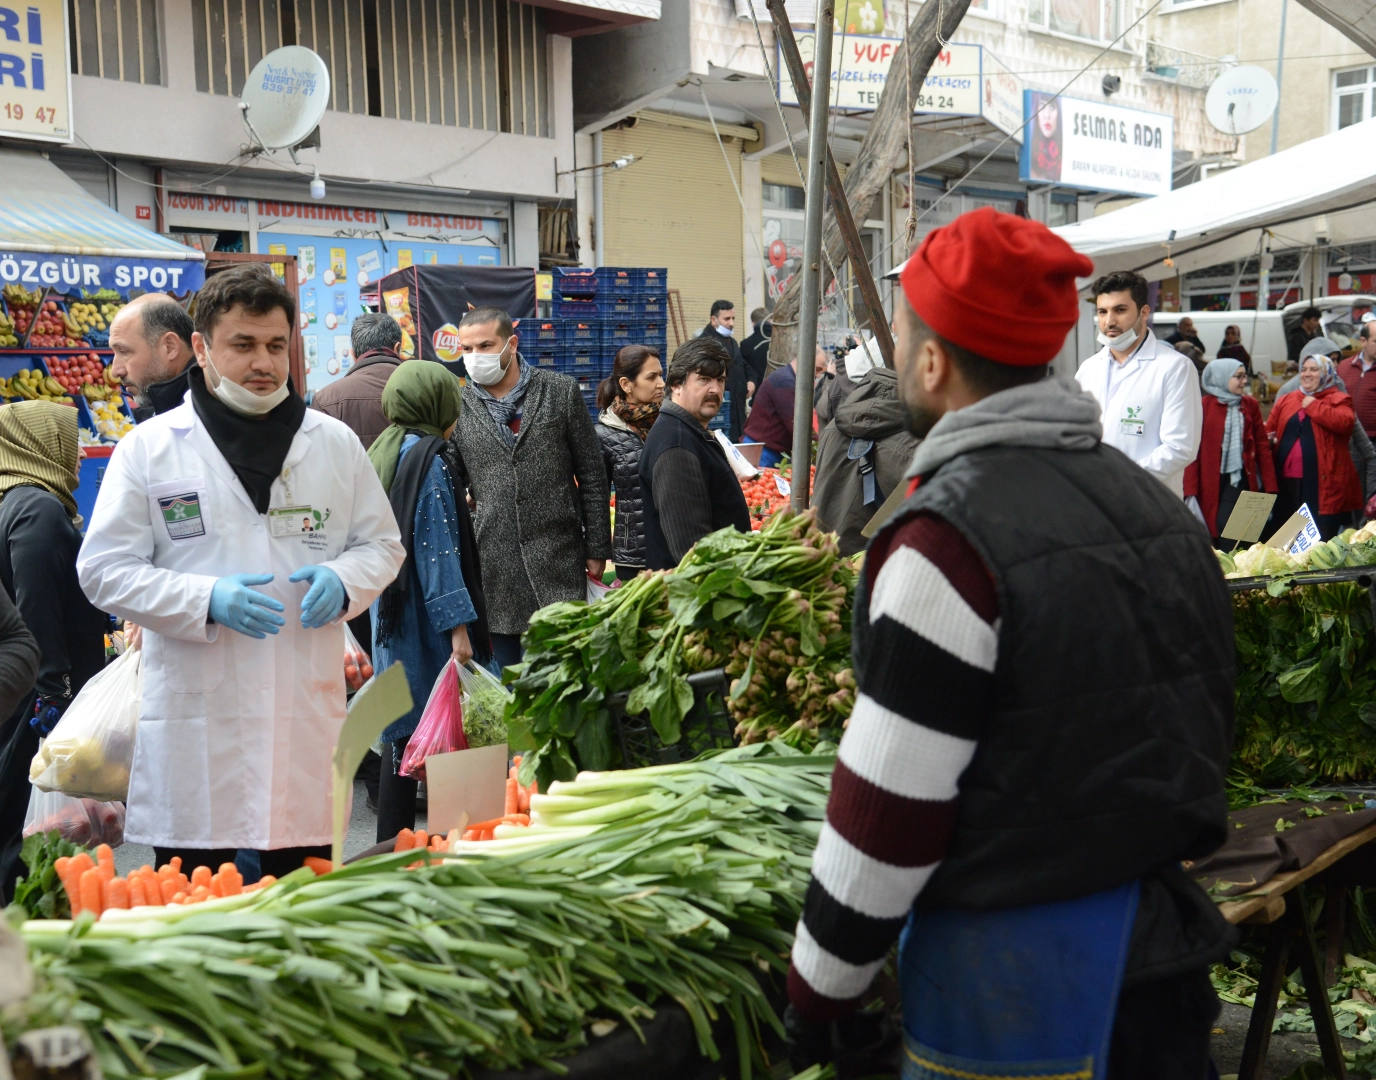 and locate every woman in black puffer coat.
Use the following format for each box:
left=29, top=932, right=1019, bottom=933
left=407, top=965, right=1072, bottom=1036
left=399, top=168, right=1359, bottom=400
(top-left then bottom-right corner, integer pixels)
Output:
left=594, top=346, right=665, bottom=581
